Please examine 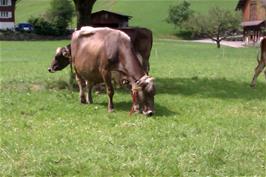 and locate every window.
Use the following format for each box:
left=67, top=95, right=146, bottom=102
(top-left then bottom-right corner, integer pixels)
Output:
left=0, top=11, right=12, bottom=18
left=0, top=11, right=8, bottom=17
left=0, top=0, right=11, bottom=6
